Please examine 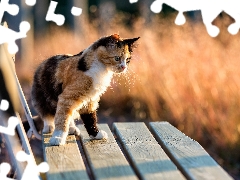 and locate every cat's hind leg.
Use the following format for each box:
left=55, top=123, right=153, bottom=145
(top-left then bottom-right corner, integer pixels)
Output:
left=69, top=118, right=81, bottom=136
left=80, top=111, right=108, bottom=140
left=42, top=116, right=55, bottom=133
